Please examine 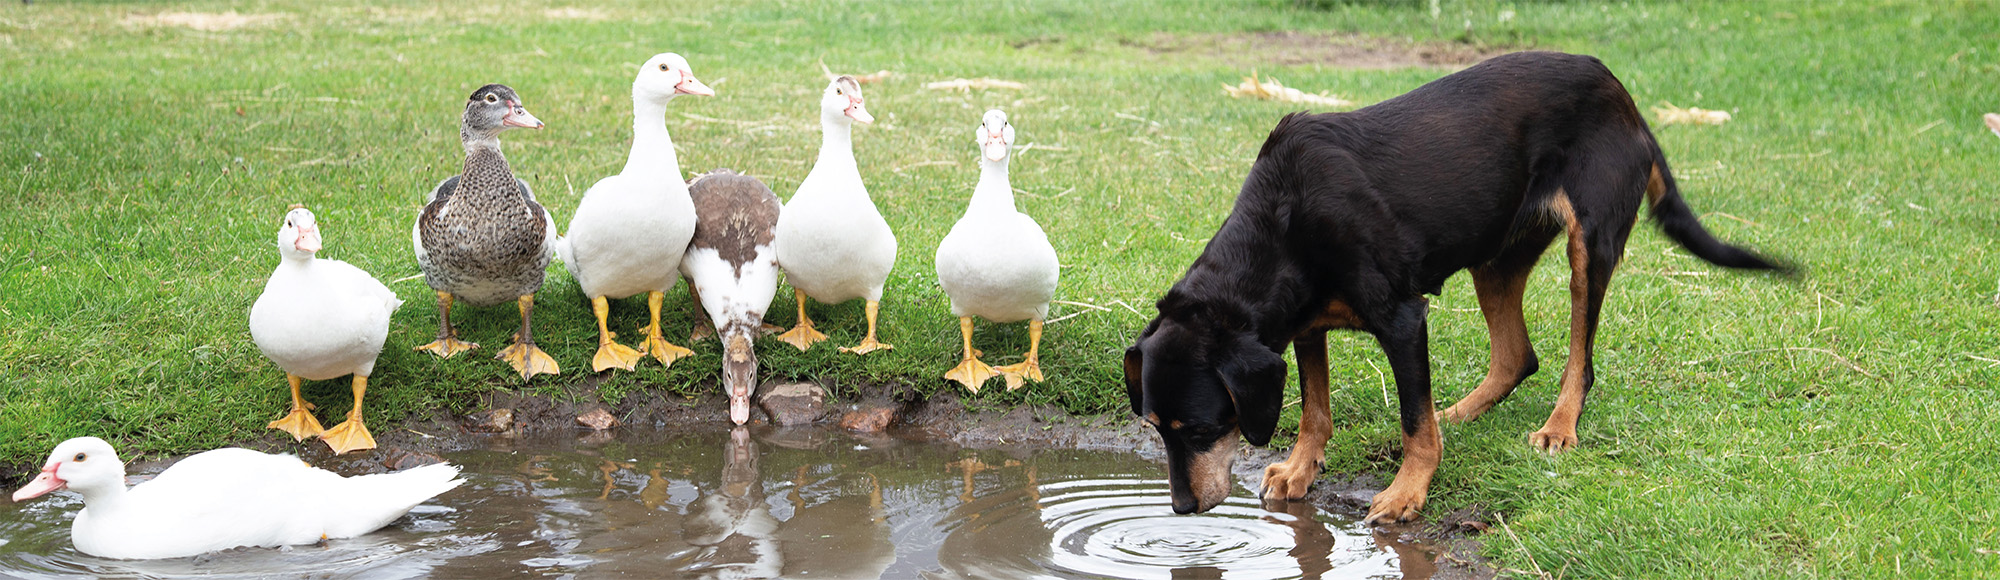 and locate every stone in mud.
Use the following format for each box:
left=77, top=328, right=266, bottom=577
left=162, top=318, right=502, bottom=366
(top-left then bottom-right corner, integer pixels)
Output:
left=468, top=408, right=514, bottom=433
left=577, top=408, right=621, bottom=431
left=840, top=405, right=897, bottom=433
left=759, top=382, right=828, bottom=426
left=379, top=448, right=446, bottom=472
